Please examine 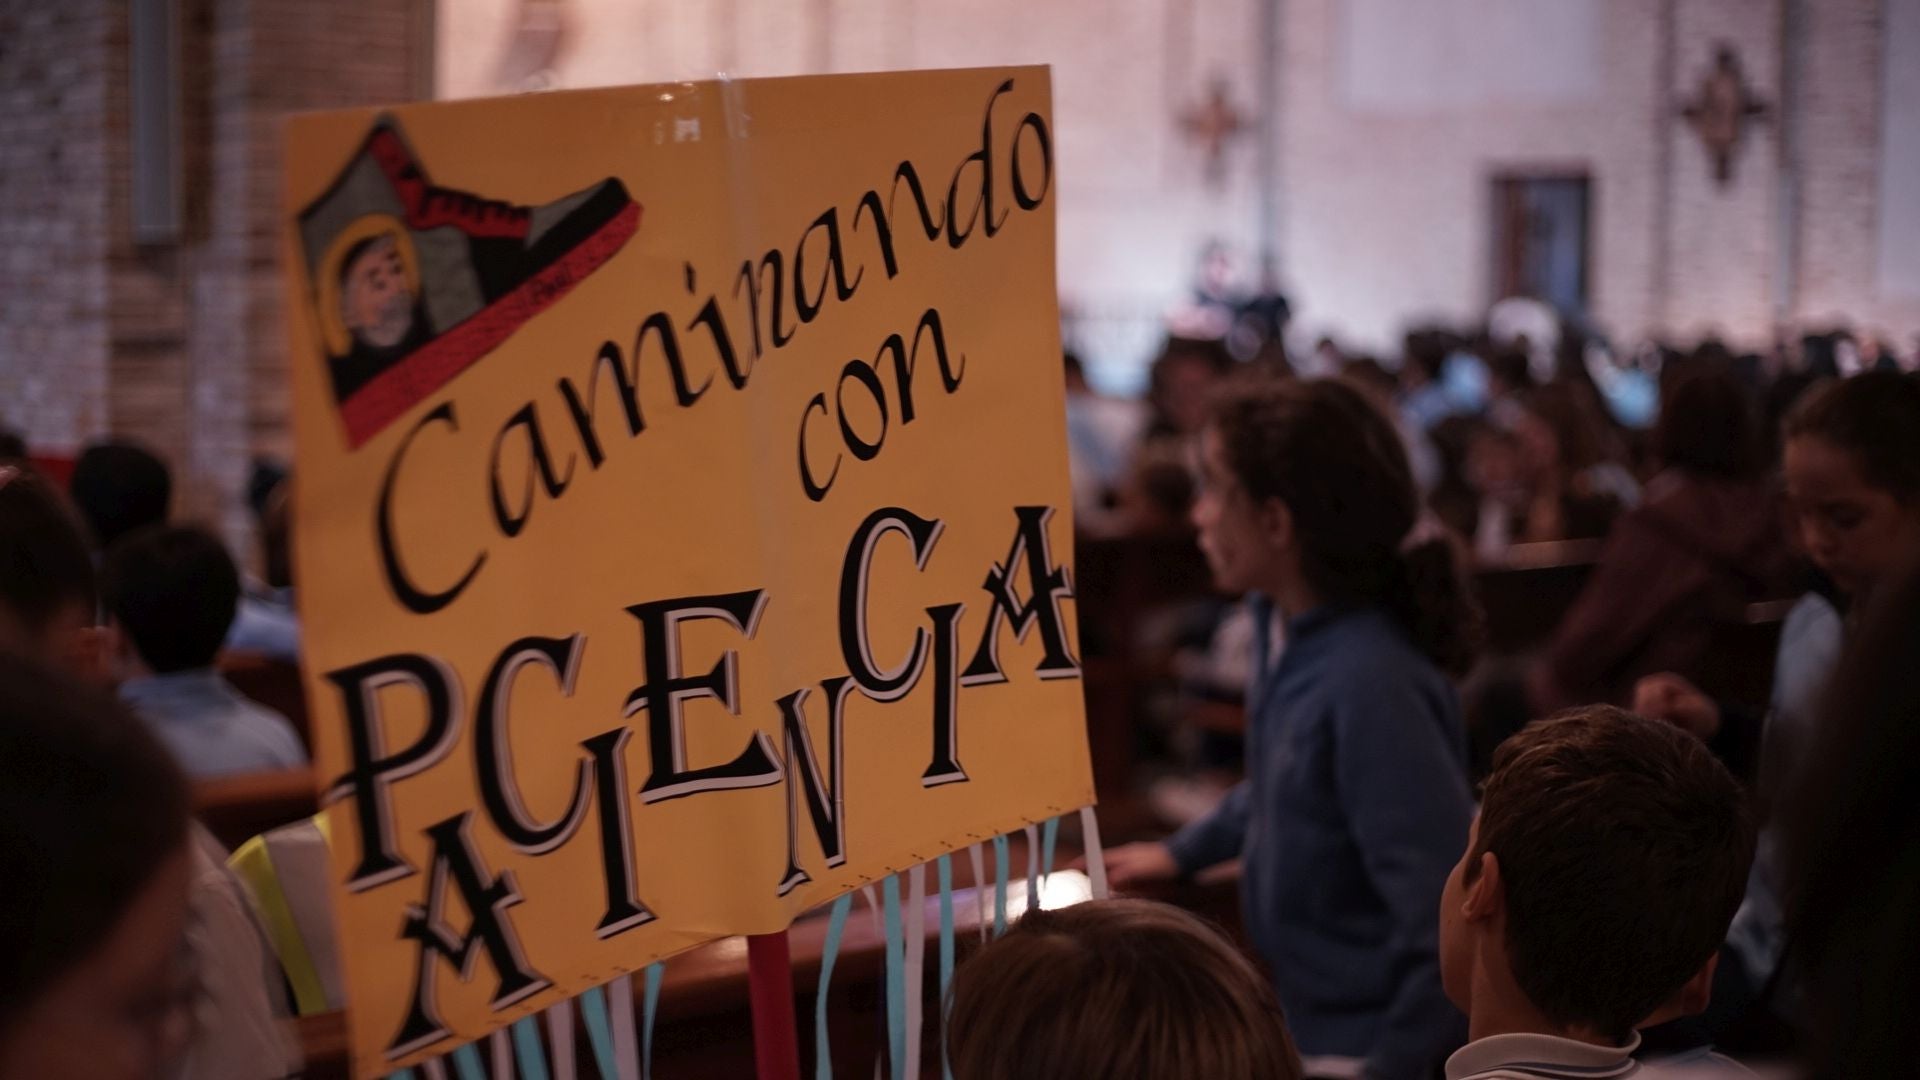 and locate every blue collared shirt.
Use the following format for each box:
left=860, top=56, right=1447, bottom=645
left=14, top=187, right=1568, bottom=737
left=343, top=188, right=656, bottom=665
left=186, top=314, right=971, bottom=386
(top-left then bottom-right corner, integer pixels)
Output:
left=1168, top=601, right=1473, bottom=1079
left=120, top=668, right=308, bottom=779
